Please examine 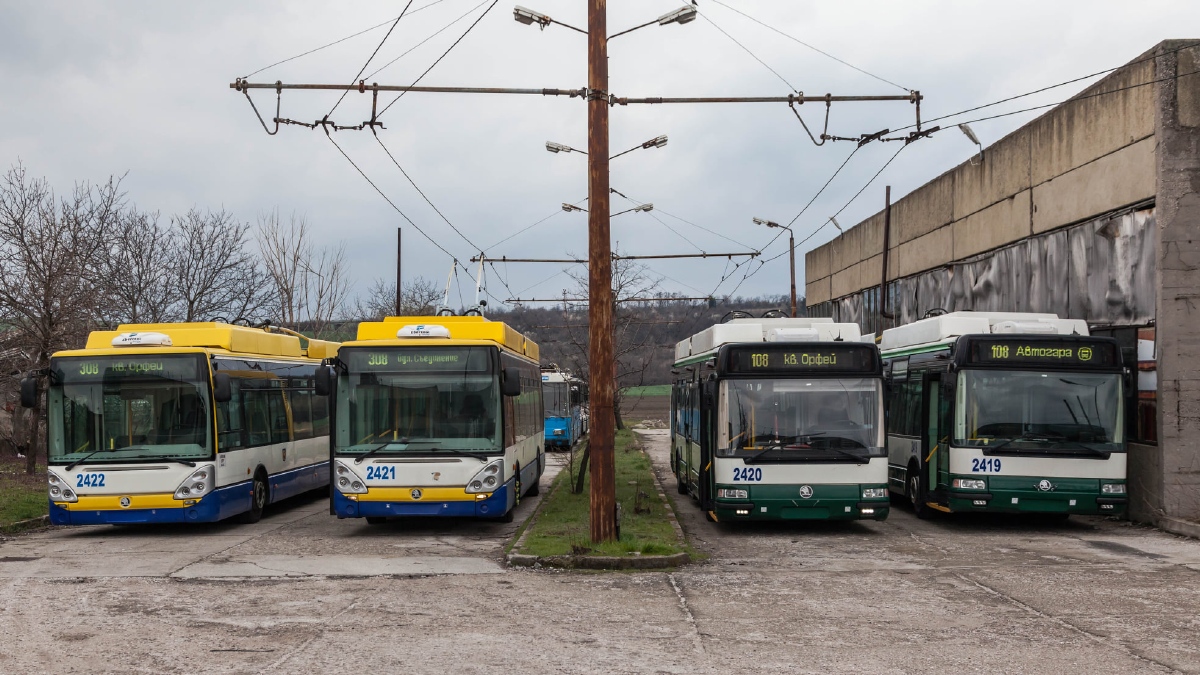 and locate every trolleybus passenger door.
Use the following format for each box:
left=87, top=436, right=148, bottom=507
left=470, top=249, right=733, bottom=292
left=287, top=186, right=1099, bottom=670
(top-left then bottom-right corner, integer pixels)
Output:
left=921, top=373, right=951, bottom=494
left=698, top=379, right=718, bottom=509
